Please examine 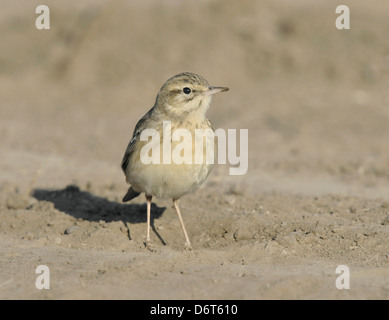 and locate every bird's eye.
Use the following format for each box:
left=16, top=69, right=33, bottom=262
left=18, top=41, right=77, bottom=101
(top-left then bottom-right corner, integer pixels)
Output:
left=183, top=87, right=191, bottom=94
